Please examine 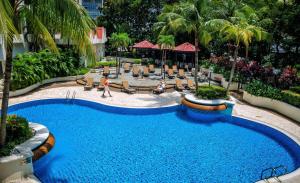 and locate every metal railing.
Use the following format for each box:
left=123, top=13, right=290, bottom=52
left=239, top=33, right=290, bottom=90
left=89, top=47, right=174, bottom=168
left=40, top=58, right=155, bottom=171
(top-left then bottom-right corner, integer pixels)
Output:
left=260, top=165, right=288, bottom=181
